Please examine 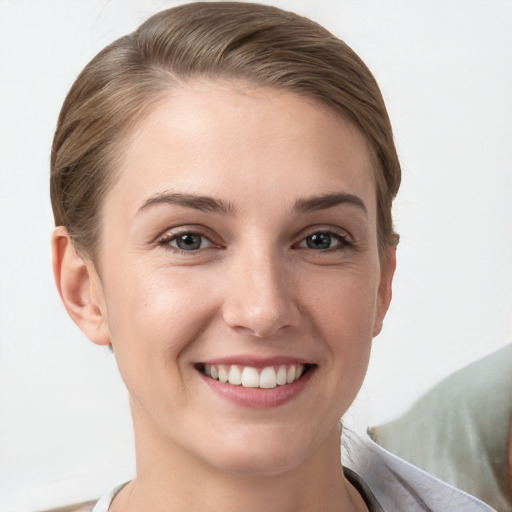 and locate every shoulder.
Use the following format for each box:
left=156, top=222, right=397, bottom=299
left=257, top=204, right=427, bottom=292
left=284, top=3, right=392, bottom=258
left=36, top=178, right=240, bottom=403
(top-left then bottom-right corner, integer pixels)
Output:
left=90, top=482, right=129, bottom=512
left=368, top=345, right=512, bottom=509
left=45, top=434, right=497, bottom=512
left=343, top=432, right=497, bottom=512
left=38, top=501, right=97, bottom=512
left=39, top=482, right=127, bottom=512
